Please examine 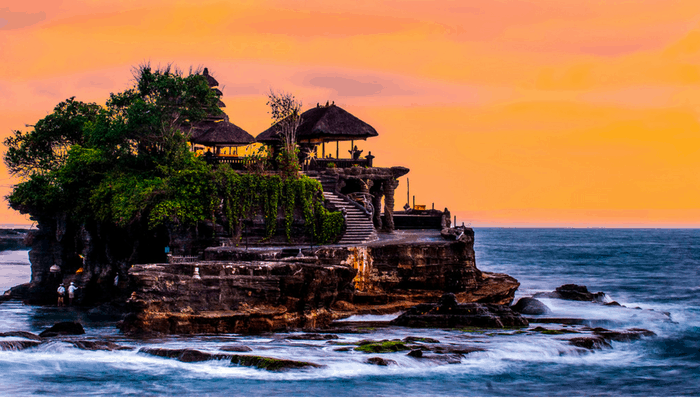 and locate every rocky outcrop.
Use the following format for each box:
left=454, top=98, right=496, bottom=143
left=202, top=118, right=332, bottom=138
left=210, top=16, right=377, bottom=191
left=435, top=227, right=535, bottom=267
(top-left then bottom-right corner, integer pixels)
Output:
left=511, top=297, right=550, bottom=315
left=392, top=293, right=528, bottom=329
left=534, top=284, right=606, bottom=302
left=568, top=328, right=655, bottom=350
left=315, top=229, right=519, bottom=311
left=121, top=261, right=356, bottom=335
left=124, top=230, right=522, bottom=334
left=39, top=322, right=85, bottom=337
